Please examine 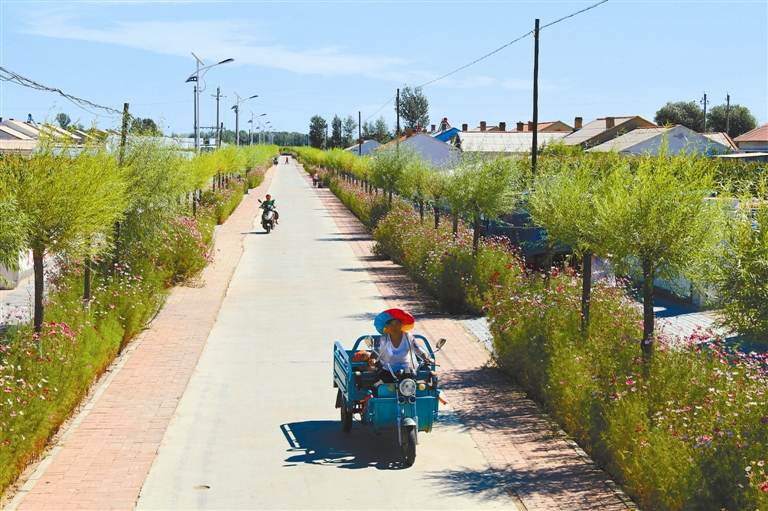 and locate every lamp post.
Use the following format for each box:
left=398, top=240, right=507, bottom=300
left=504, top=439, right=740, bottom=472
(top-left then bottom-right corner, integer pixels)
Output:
left=186, top=53, right=233, bottom=155
left=232, top=93, right=258, bottom=147
left=248, top=112, right=266, bottom=146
